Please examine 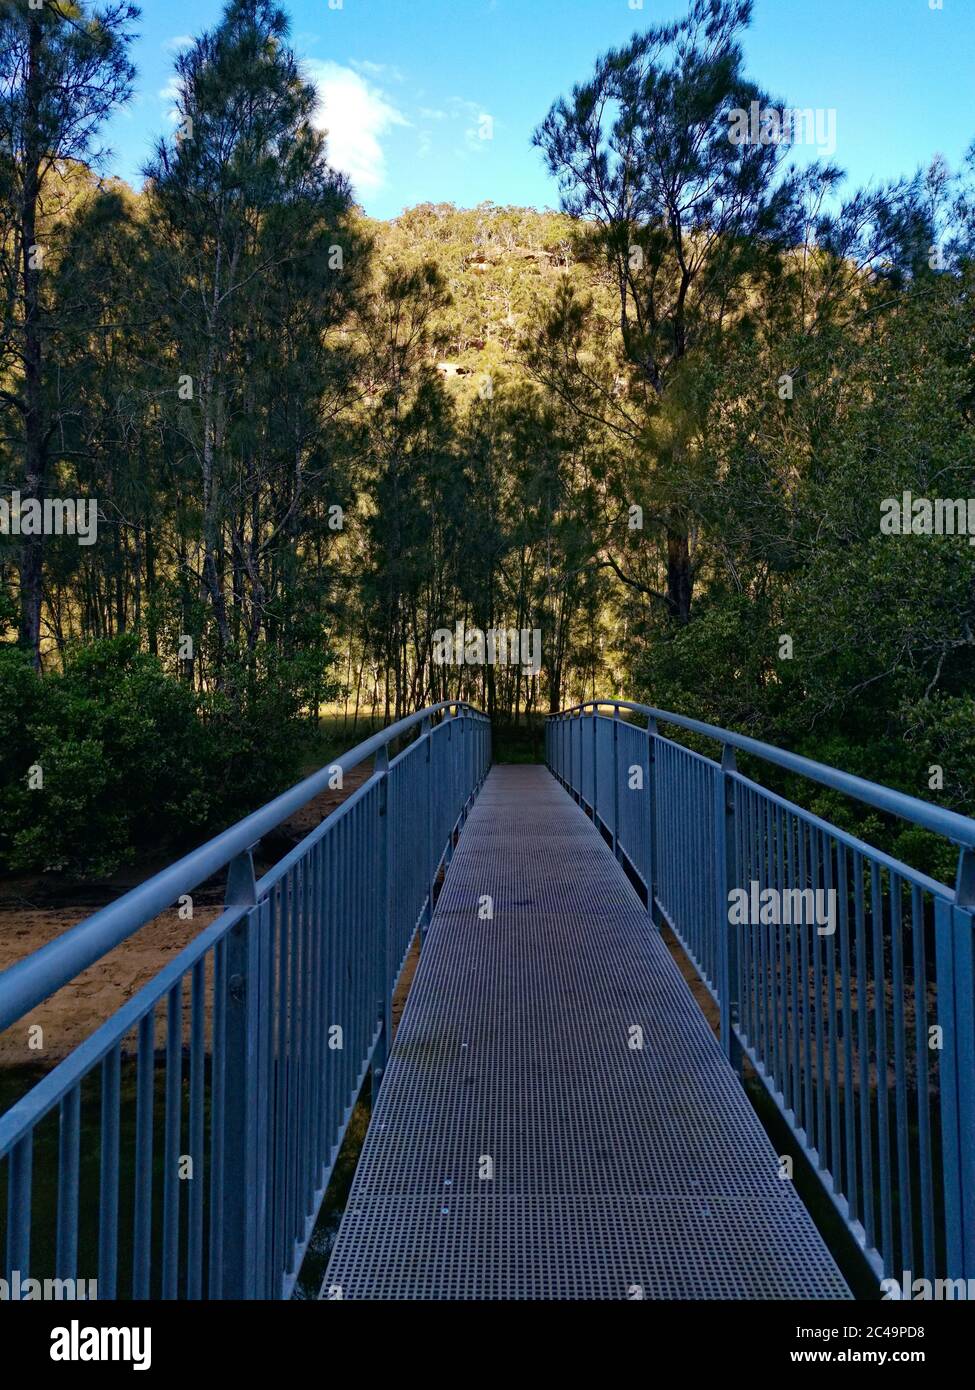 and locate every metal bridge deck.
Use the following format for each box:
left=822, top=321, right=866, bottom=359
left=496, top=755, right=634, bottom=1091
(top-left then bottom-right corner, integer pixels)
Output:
left=324, top=765, right=850, bottom=1300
